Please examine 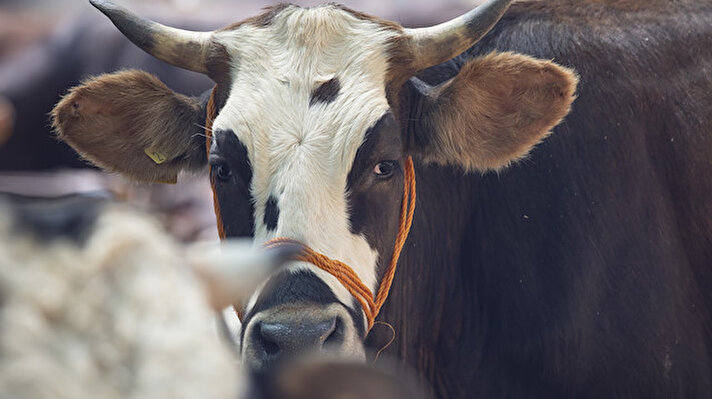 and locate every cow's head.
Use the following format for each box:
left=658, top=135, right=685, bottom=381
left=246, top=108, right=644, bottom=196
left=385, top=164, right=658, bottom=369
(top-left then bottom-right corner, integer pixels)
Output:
left=52, top=0, right=577, bottom=370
